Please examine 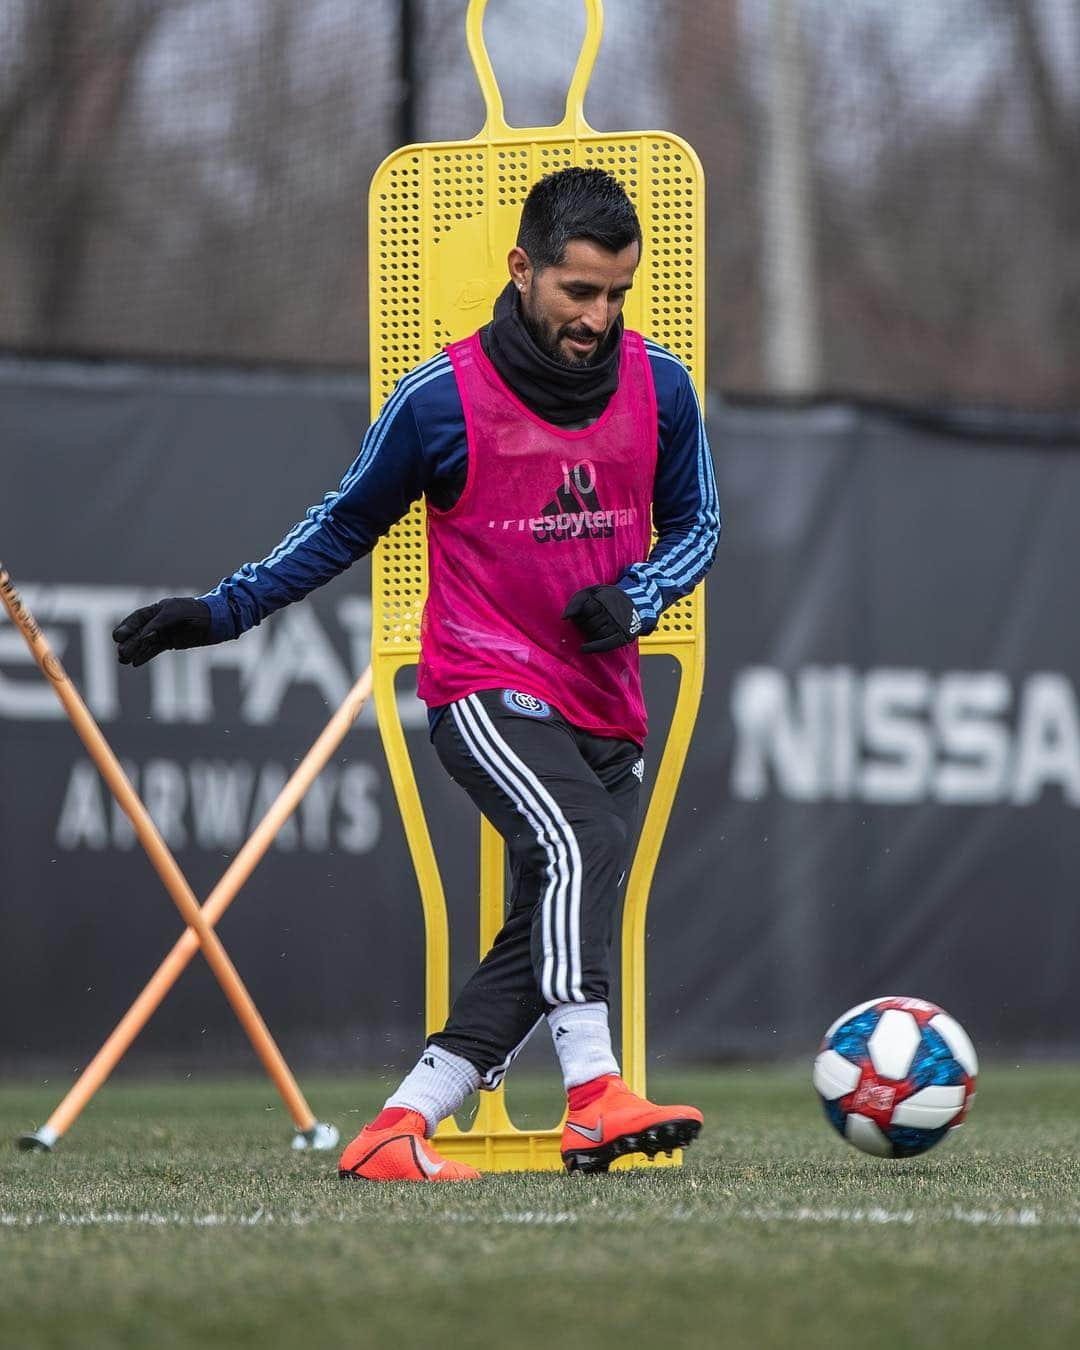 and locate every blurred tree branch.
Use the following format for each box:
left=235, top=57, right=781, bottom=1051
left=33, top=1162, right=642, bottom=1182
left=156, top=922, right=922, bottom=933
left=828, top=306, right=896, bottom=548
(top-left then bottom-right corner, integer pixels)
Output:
left=1, top=0, right=174, bottom=340
left=1007, top=0, right=1078, bottom=183
left=0, top=0, right=1077, bottom=405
